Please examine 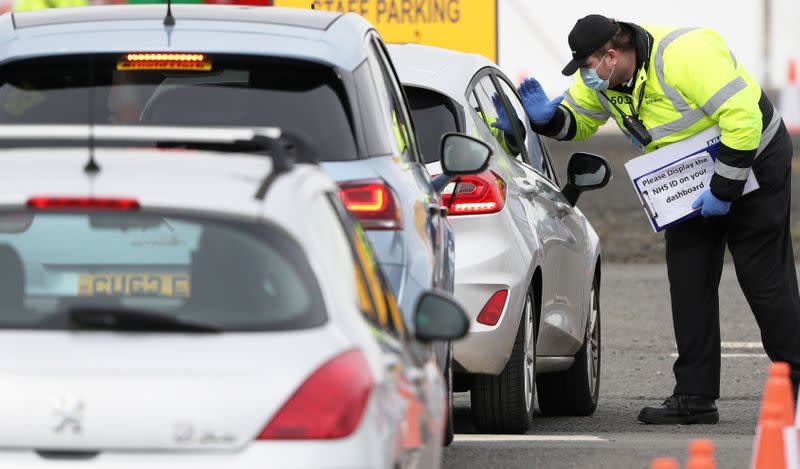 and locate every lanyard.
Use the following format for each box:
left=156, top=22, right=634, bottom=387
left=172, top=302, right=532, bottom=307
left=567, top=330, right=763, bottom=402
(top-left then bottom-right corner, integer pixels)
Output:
left=628, top=78, right=647, bottom=116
